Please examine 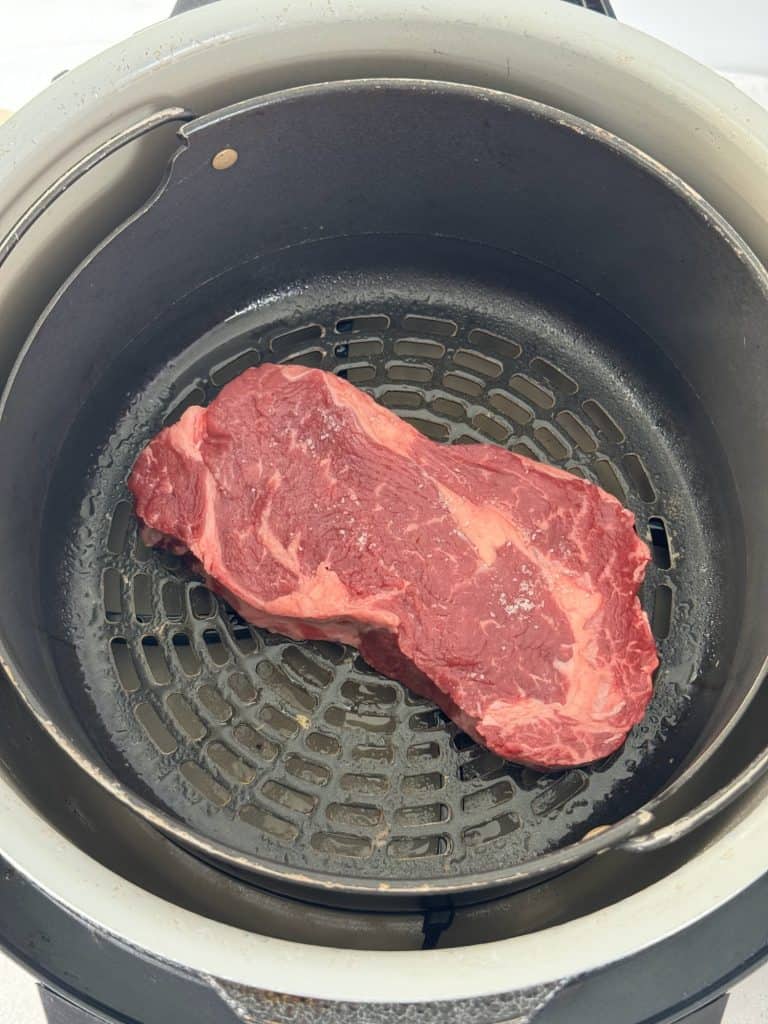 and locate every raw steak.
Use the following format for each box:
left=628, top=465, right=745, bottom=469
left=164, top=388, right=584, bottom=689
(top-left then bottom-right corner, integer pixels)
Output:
left=129, top=364, right=658, bottom=768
